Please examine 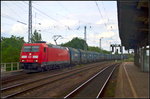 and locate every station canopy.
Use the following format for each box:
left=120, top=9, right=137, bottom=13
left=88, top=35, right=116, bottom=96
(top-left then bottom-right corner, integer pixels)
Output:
left=117, top=0, right=149, bottom=50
